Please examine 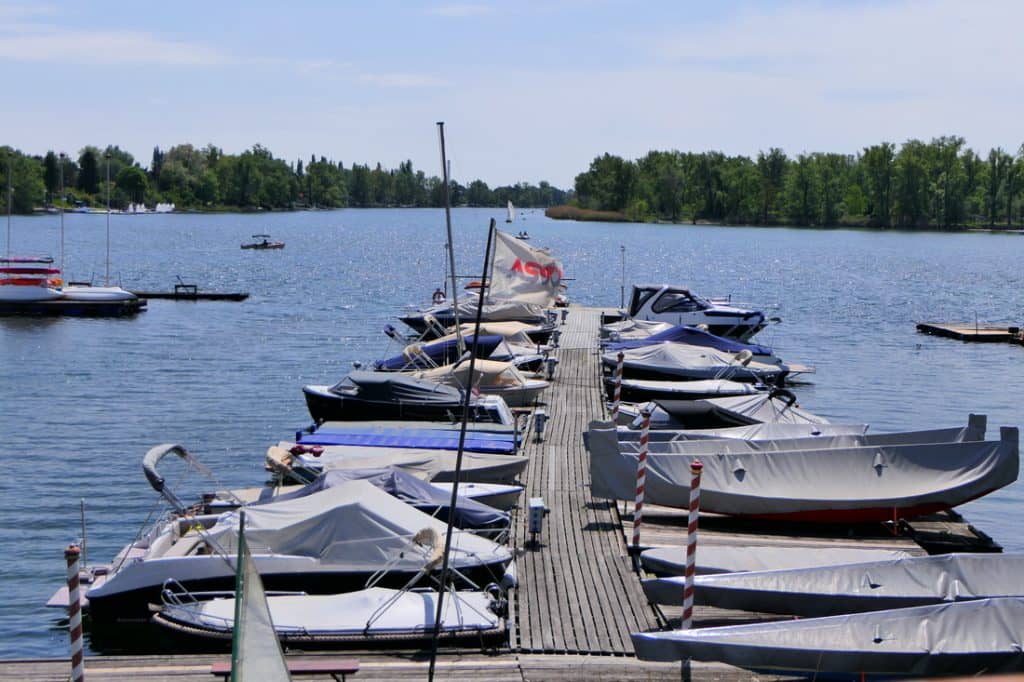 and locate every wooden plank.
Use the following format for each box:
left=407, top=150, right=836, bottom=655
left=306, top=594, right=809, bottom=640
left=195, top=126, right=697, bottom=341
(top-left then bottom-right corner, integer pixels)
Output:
left=916, top=322, right=1021, bottom=342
